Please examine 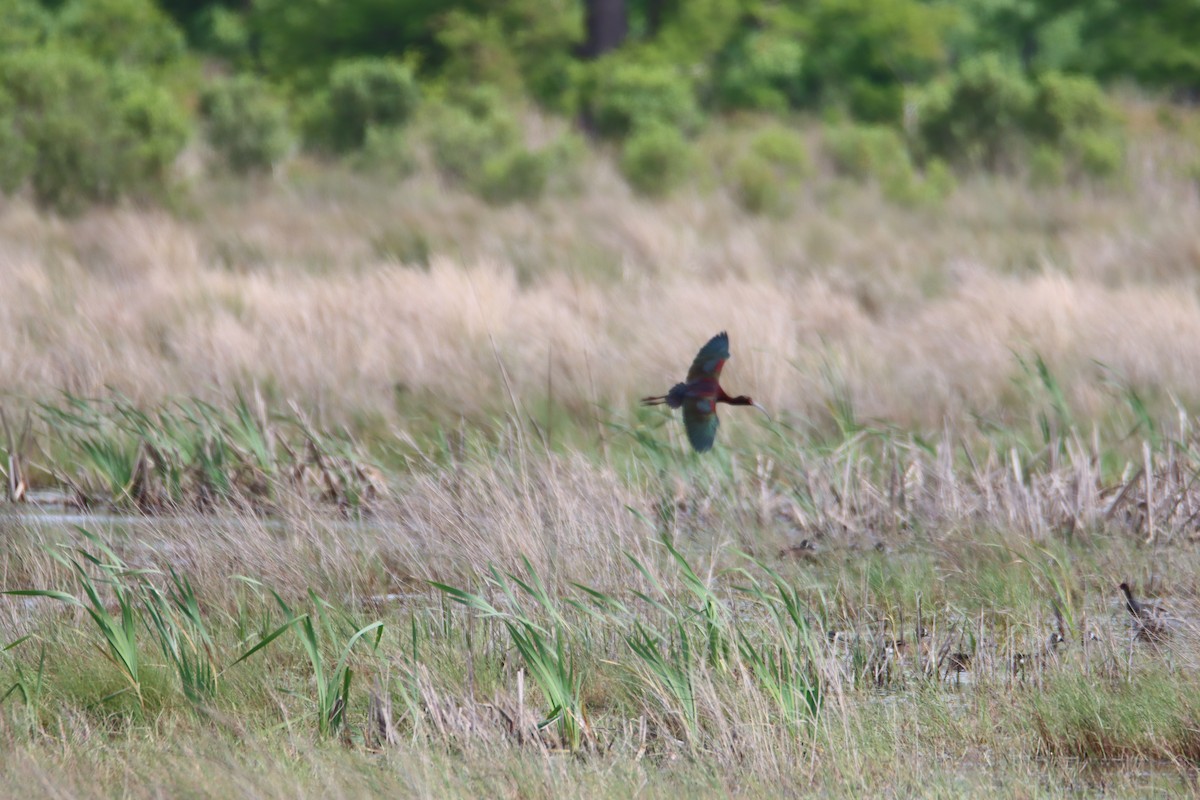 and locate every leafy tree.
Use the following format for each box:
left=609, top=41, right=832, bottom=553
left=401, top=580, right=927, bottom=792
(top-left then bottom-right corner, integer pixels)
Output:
left=156, top=0, right=244, bottom=42
left=55, top=0, right=189, bottom=74
left=712, top=10, right=807, bottom=112
left=802, top=0, right=959, bottom=121
left=915, top=54, right=1035, bottom=169
left=582, top=59, right=701, bottom=139
left=436, top=0, right=582, bottom=108
left=427, top=99, right=519, bottom=183
left=0, top=0, right=53, bottom=51
left=326, top=59, right=419, bottom=148
left=915, top=55, right=1124, bottom=179
left=1066, top=0, right=1200, bottom=92
left=251, top=0, right=458, bottom=88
